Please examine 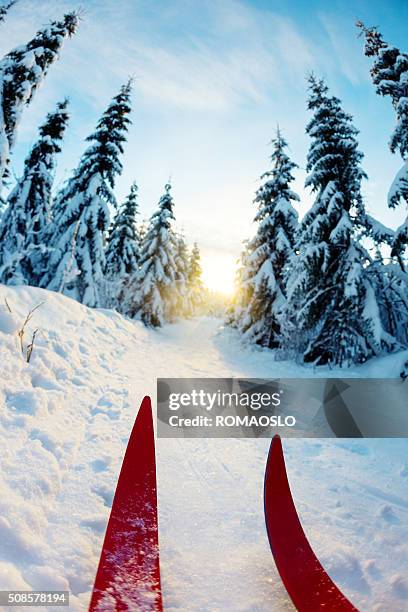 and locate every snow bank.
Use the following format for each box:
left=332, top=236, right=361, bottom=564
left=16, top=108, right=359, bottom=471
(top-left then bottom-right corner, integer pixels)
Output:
left=0, top=285, right=149, bottom=610
left=0, top=285, right=407, bottom=611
